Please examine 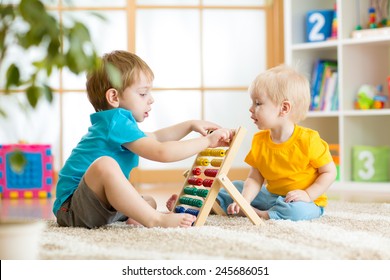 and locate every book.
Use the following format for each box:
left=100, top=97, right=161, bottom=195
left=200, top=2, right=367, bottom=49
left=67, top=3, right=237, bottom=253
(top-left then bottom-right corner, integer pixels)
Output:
left=310, top=59, right=338, bottom=111
left=322, top=71, right=338, bottom=111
